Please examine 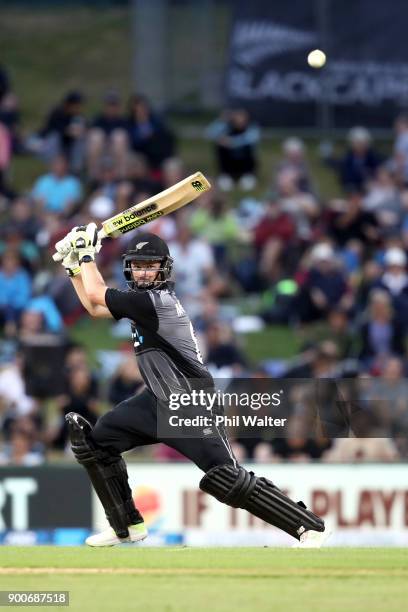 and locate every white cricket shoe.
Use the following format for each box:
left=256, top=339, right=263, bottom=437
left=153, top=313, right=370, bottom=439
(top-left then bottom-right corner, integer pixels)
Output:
left=292, top=529, right=332, bottom=549
left=85, top=522, right=148, bottom=547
